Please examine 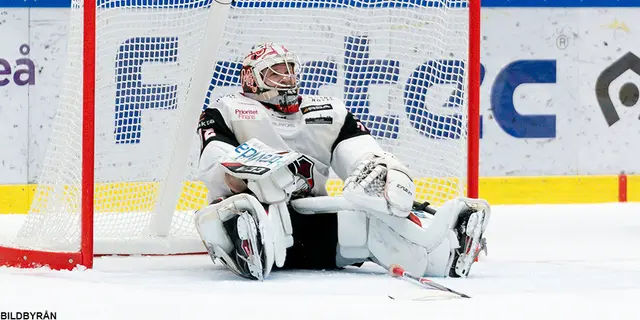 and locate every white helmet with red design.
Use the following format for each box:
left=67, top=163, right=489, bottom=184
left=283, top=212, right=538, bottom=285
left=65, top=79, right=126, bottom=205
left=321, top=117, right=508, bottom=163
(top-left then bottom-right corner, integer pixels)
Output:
left=241, top=42, right=301, bottom=114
